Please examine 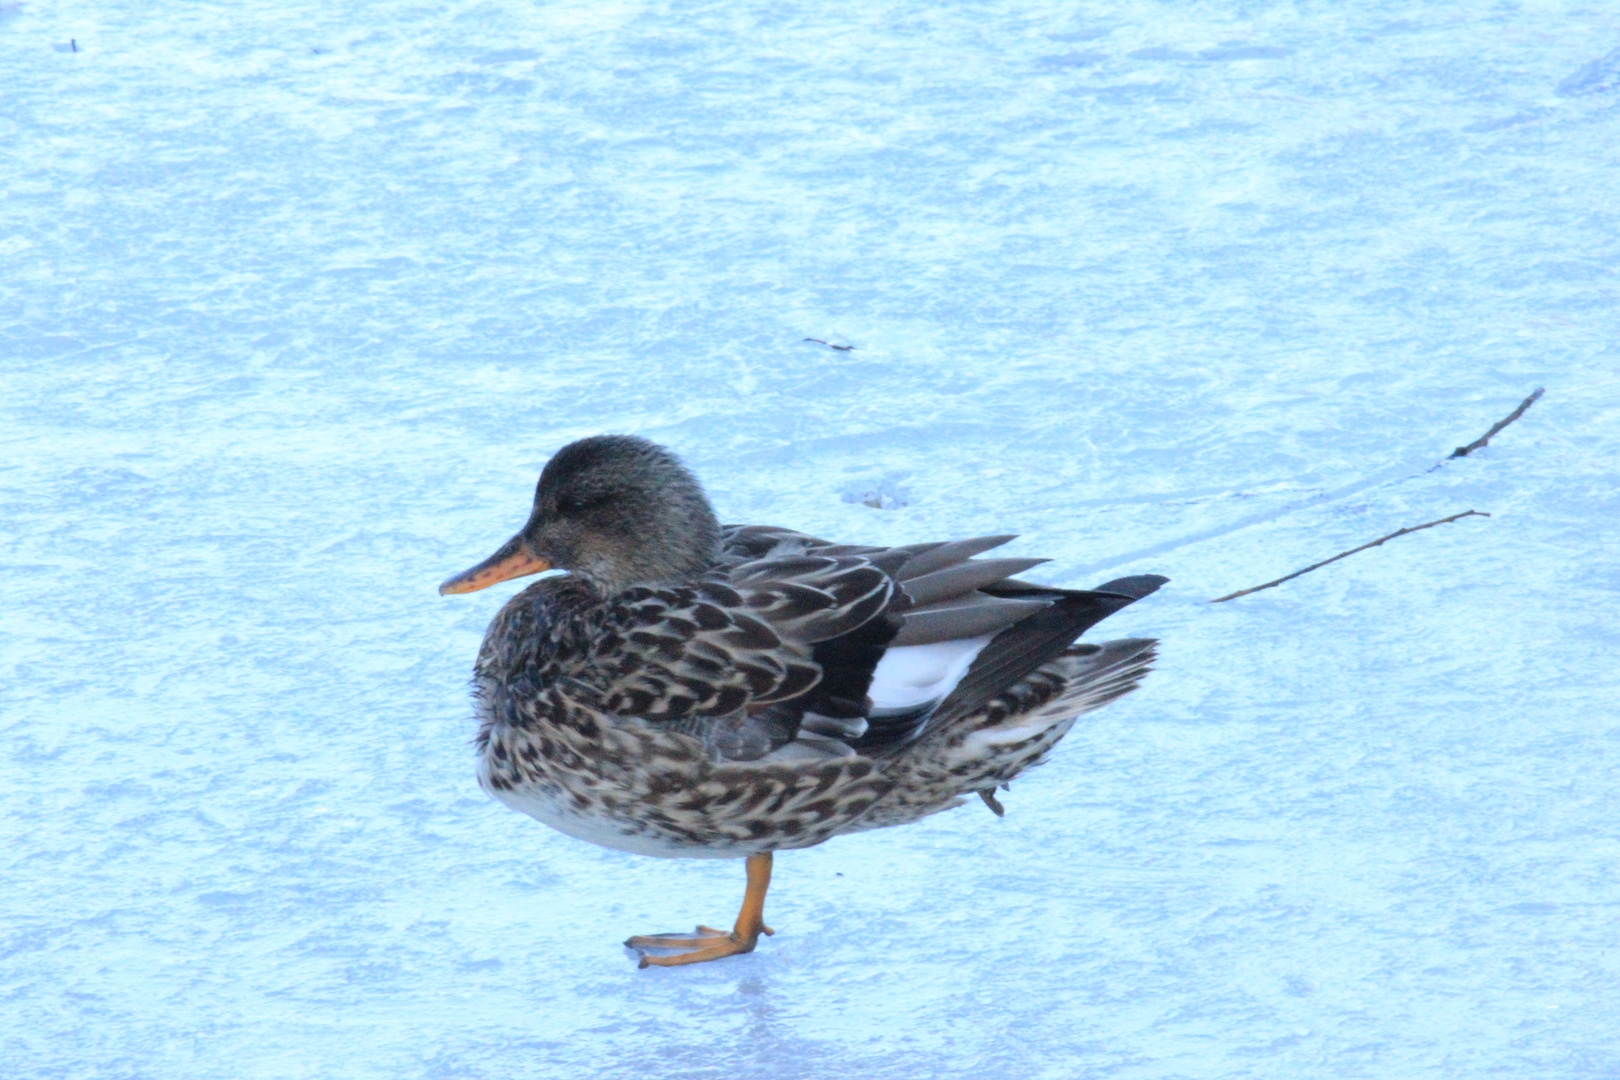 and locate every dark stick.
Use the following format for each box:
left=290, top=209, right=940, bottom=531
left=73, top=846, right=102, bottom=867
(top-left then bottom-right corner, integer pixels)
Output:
left=1449, top=387, right=1543, bottom=458
left=1209, top=510, right=1490, bottom=603
left=803, top=337, right=855, bottom=351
